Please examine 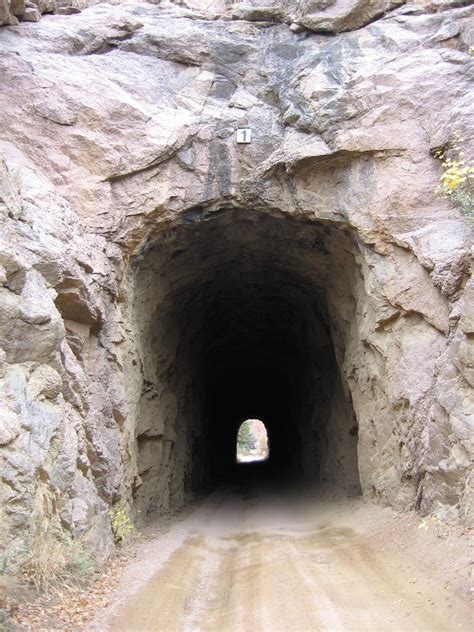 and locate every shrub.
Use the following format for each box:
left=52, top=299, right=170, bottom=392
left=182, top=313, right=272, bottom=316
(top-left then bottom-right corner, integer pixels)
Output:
left=108, top=504, right=134, bottom=544
left=435, top=130, right=474, bottom=224
left=237, top=421, right=257, bottom=455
